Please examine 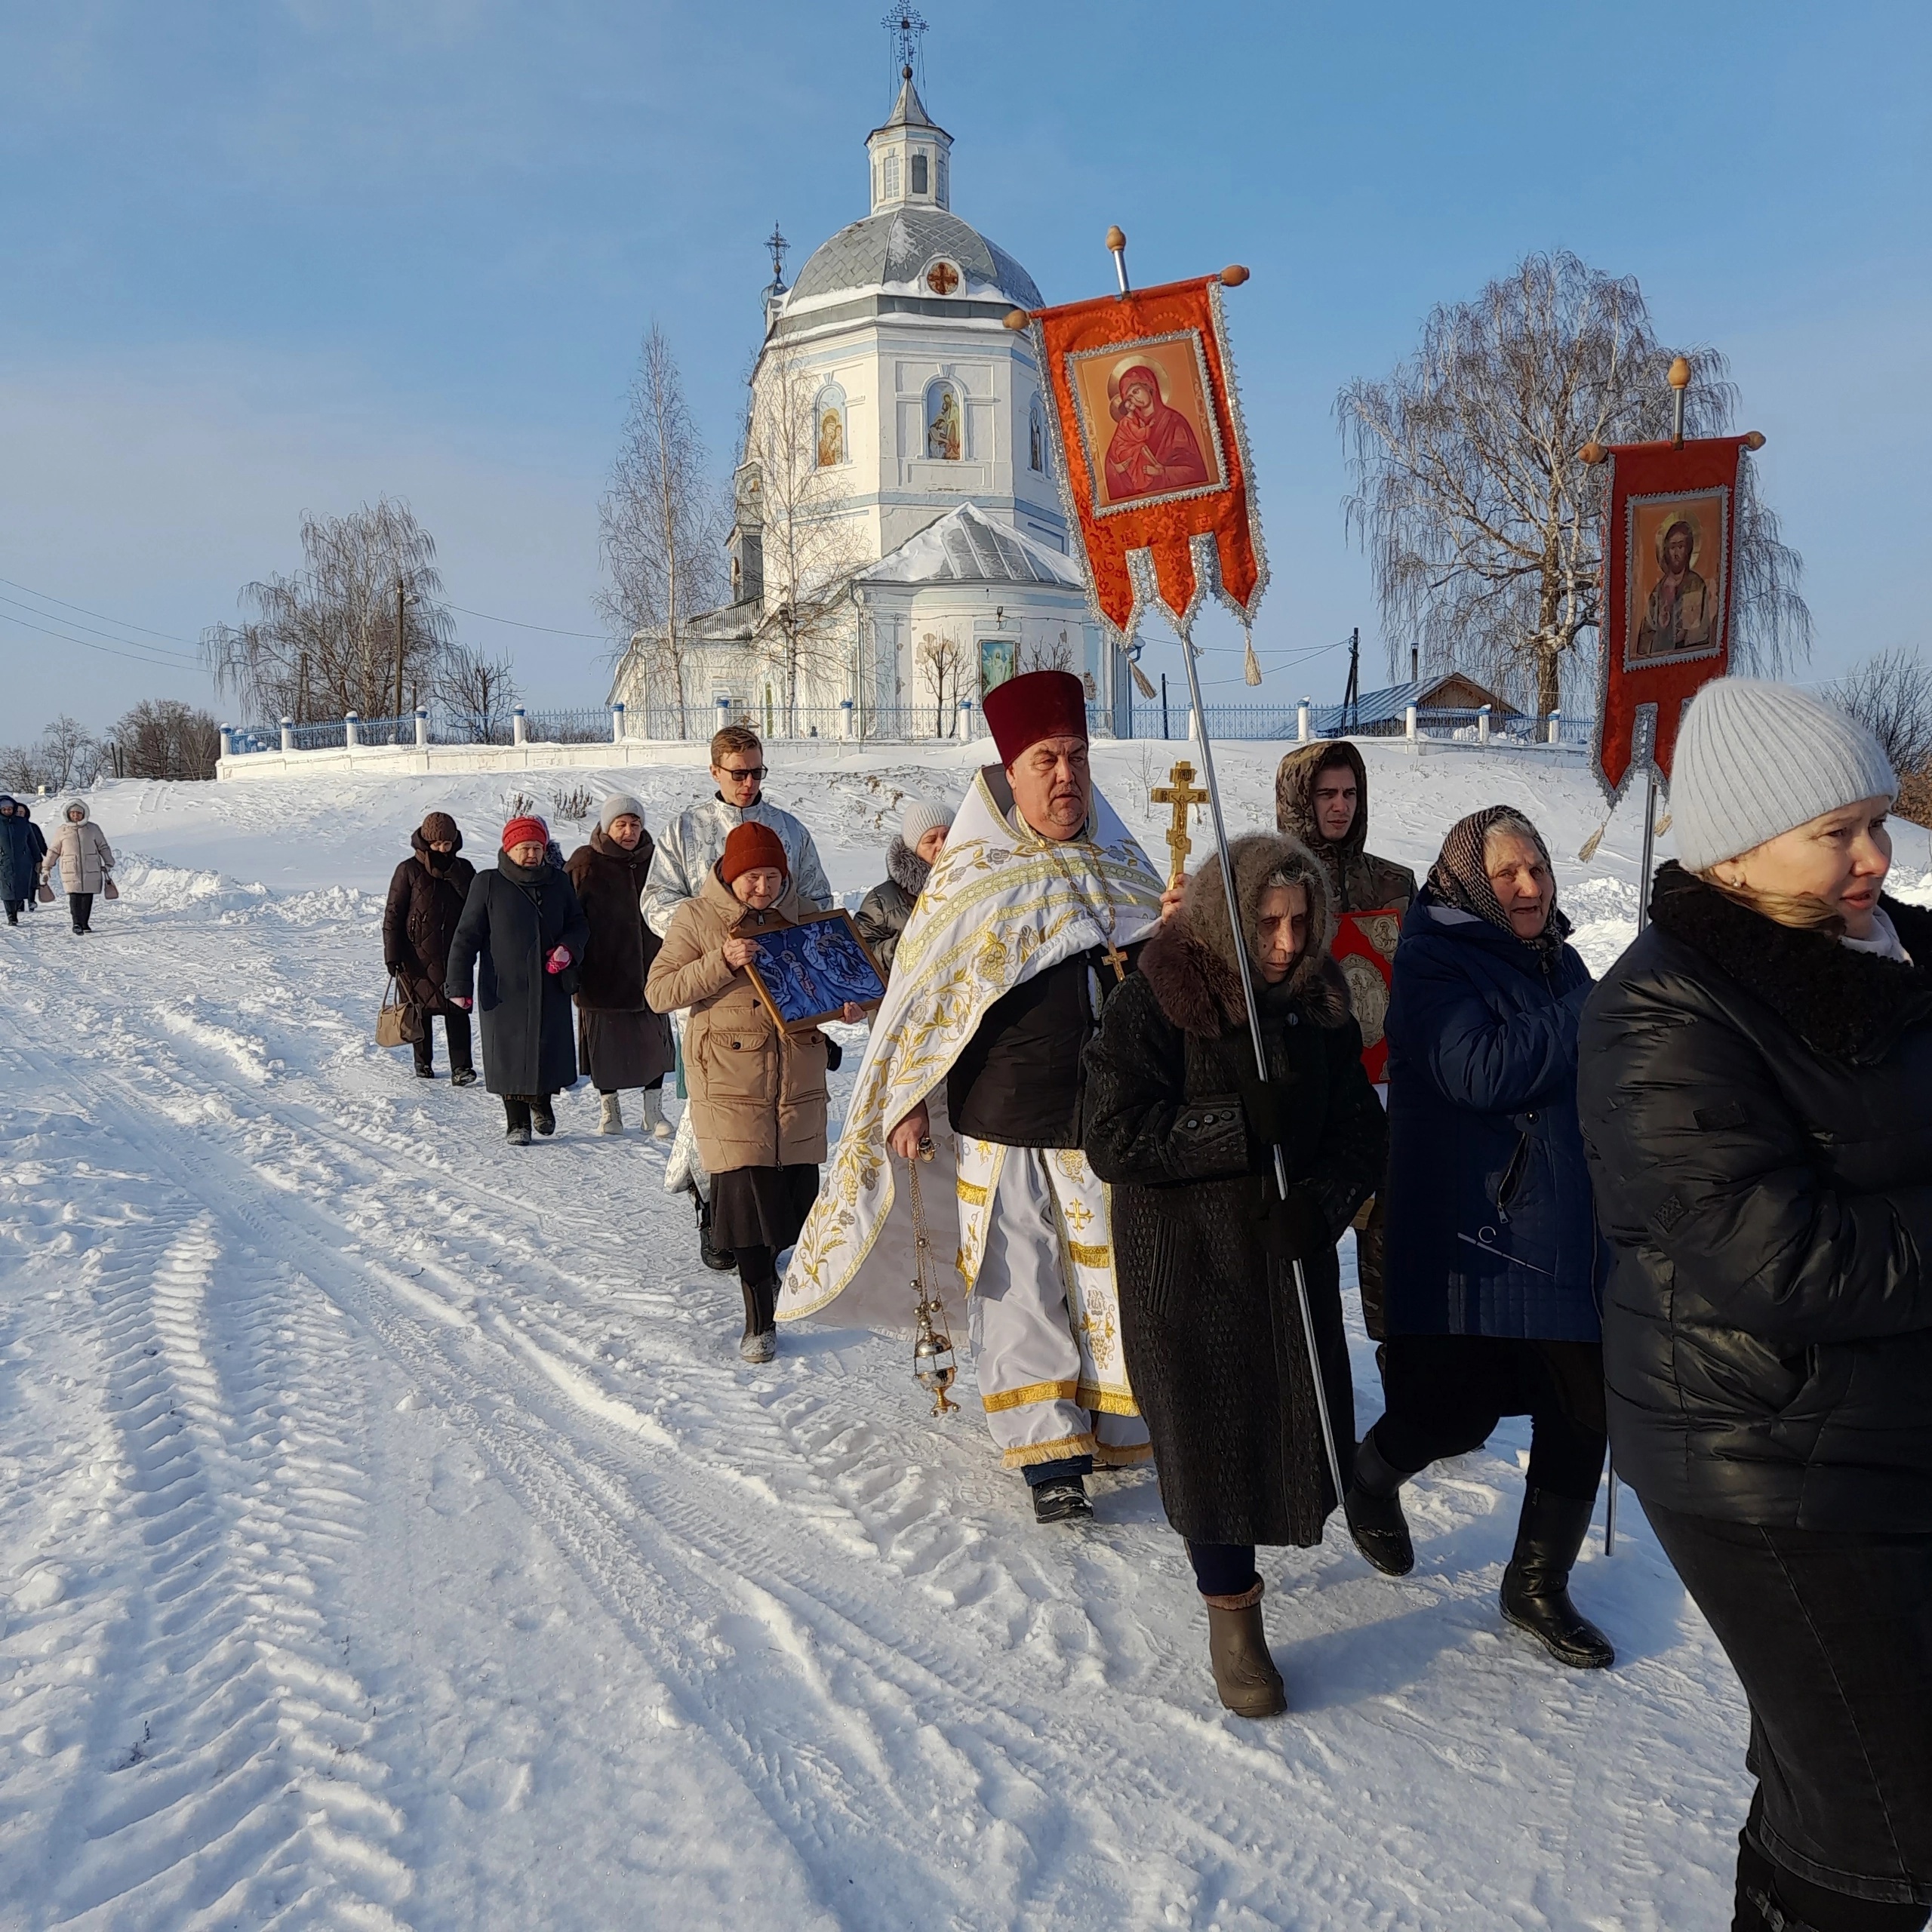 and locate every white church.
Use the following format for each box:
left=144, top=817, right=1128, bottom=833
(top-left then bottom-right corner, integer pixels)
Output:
left=609, top=66, right=1137, bottom=738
